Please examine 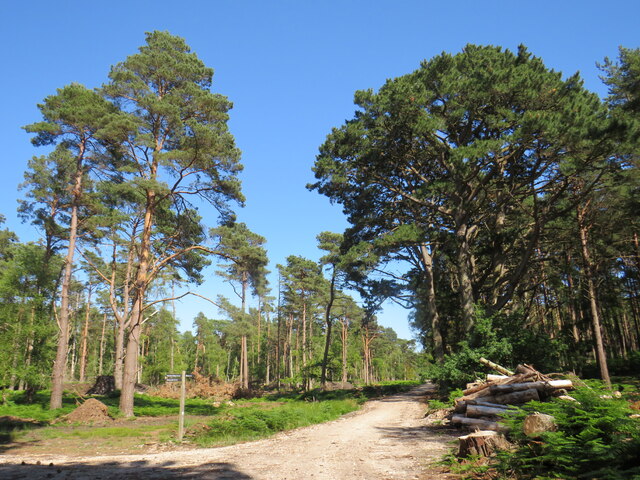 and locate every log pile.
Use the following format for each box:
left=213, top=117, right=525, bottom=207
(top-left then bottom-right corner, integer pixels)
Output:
left=451, top=359, right=573, bottom=433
